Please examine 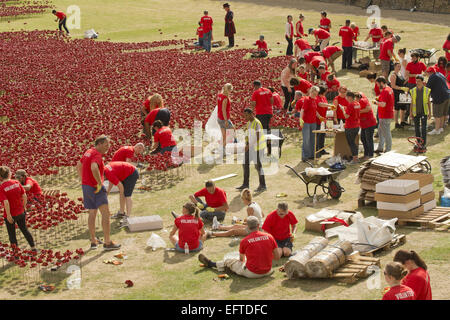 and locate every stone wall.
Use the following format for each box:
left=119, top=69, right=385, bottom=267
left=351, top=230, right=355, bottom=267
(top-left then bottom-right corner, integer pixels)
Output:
left=317, top=0, right=450, bottom=14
